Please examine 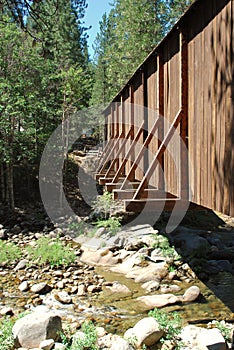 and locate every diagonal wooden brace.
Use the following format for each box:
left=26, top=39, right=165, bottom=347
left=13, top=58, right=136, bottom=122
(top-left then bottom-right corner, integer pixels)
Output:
left=133, top=109, right=183, bottom=199
left=110, top=120, right=145, bottom=184
left=120, top=117, right=161, bottom=190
